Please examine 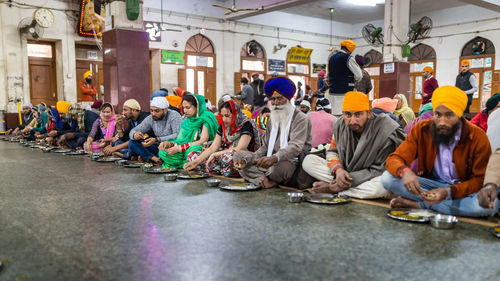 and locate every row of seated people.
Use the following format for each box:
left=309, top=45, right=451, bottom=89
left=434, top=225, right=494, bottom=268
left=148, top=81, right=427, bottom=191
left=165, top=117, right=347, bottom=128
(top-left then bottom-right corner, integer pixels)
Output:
left=6, top=77, right=500, bottom=218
